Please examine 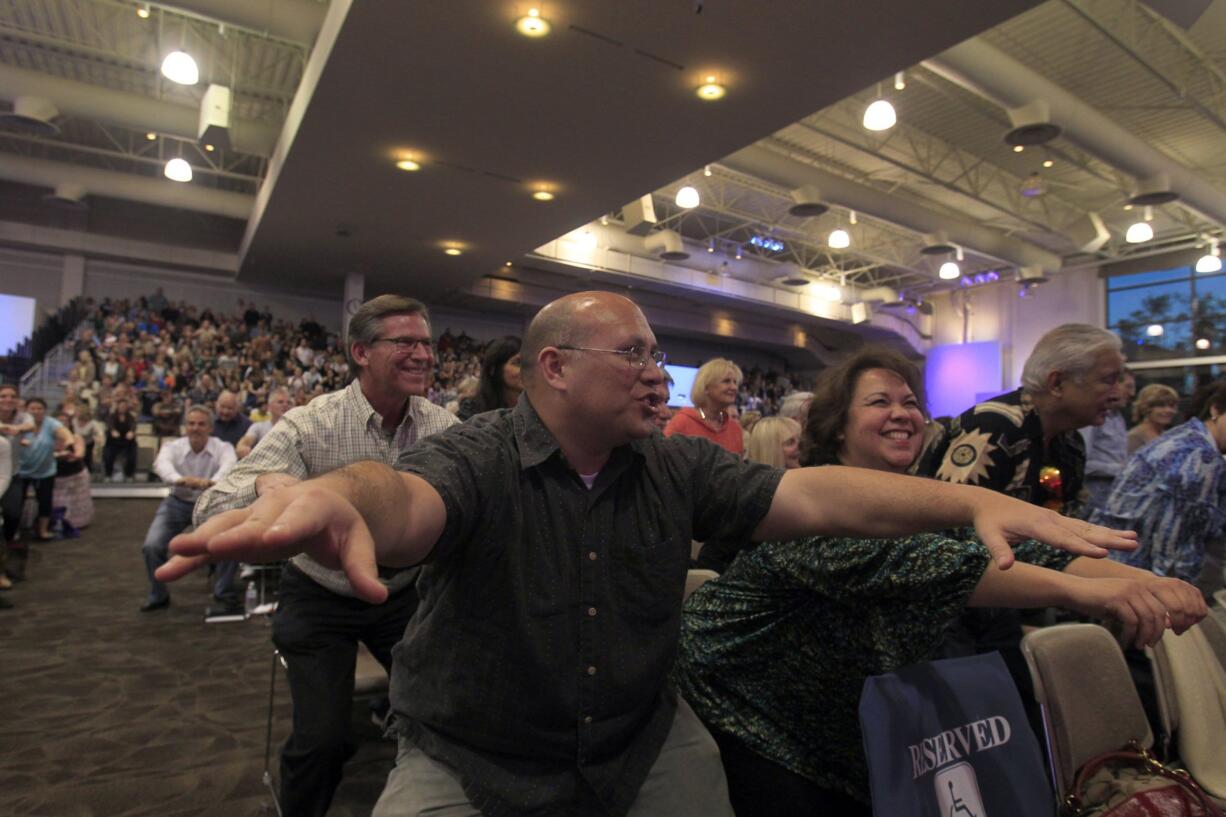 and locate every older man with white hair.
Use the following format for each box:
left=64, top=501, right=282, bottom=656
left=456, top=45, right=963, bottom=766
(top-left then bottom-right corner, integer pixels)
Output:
left=920, top=323, right=1126, bottom=514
